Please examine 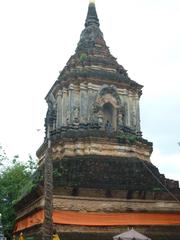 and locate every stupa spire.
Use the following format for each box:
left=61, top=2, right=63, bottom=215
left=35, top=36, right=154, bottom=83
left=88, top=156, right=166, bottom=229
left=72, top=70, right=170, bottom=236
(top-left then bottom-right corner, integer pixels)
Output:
left=85, top=0, right=99, bottom=27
